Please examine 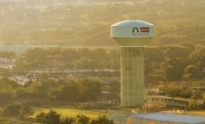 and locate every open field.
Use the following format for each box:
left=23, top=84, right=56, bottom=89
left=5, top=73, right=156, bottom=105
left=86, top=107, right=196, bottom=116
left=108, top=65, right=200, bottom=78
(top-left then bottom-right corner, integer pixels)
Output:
left=1, top=107, right=205, bottom=123
left=32, top=107, right=205, bottom=119
left=32, top=107, right=121, bottom=119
